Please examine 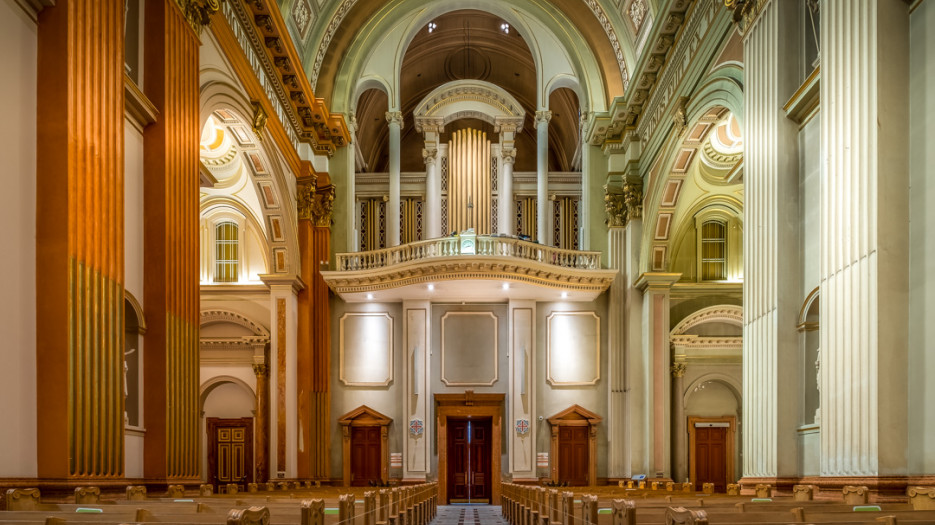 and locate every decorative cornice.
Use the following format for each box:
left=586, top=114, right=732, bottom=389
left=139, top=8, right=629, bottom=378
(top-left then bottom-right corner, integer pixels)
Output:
left=310, top=0, right=359, bottom=91
left=219, top=0, right=349, bottom=157
left=671, top=305, right=743, bottom=335
left=174, top=0, right=224, bottom=35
